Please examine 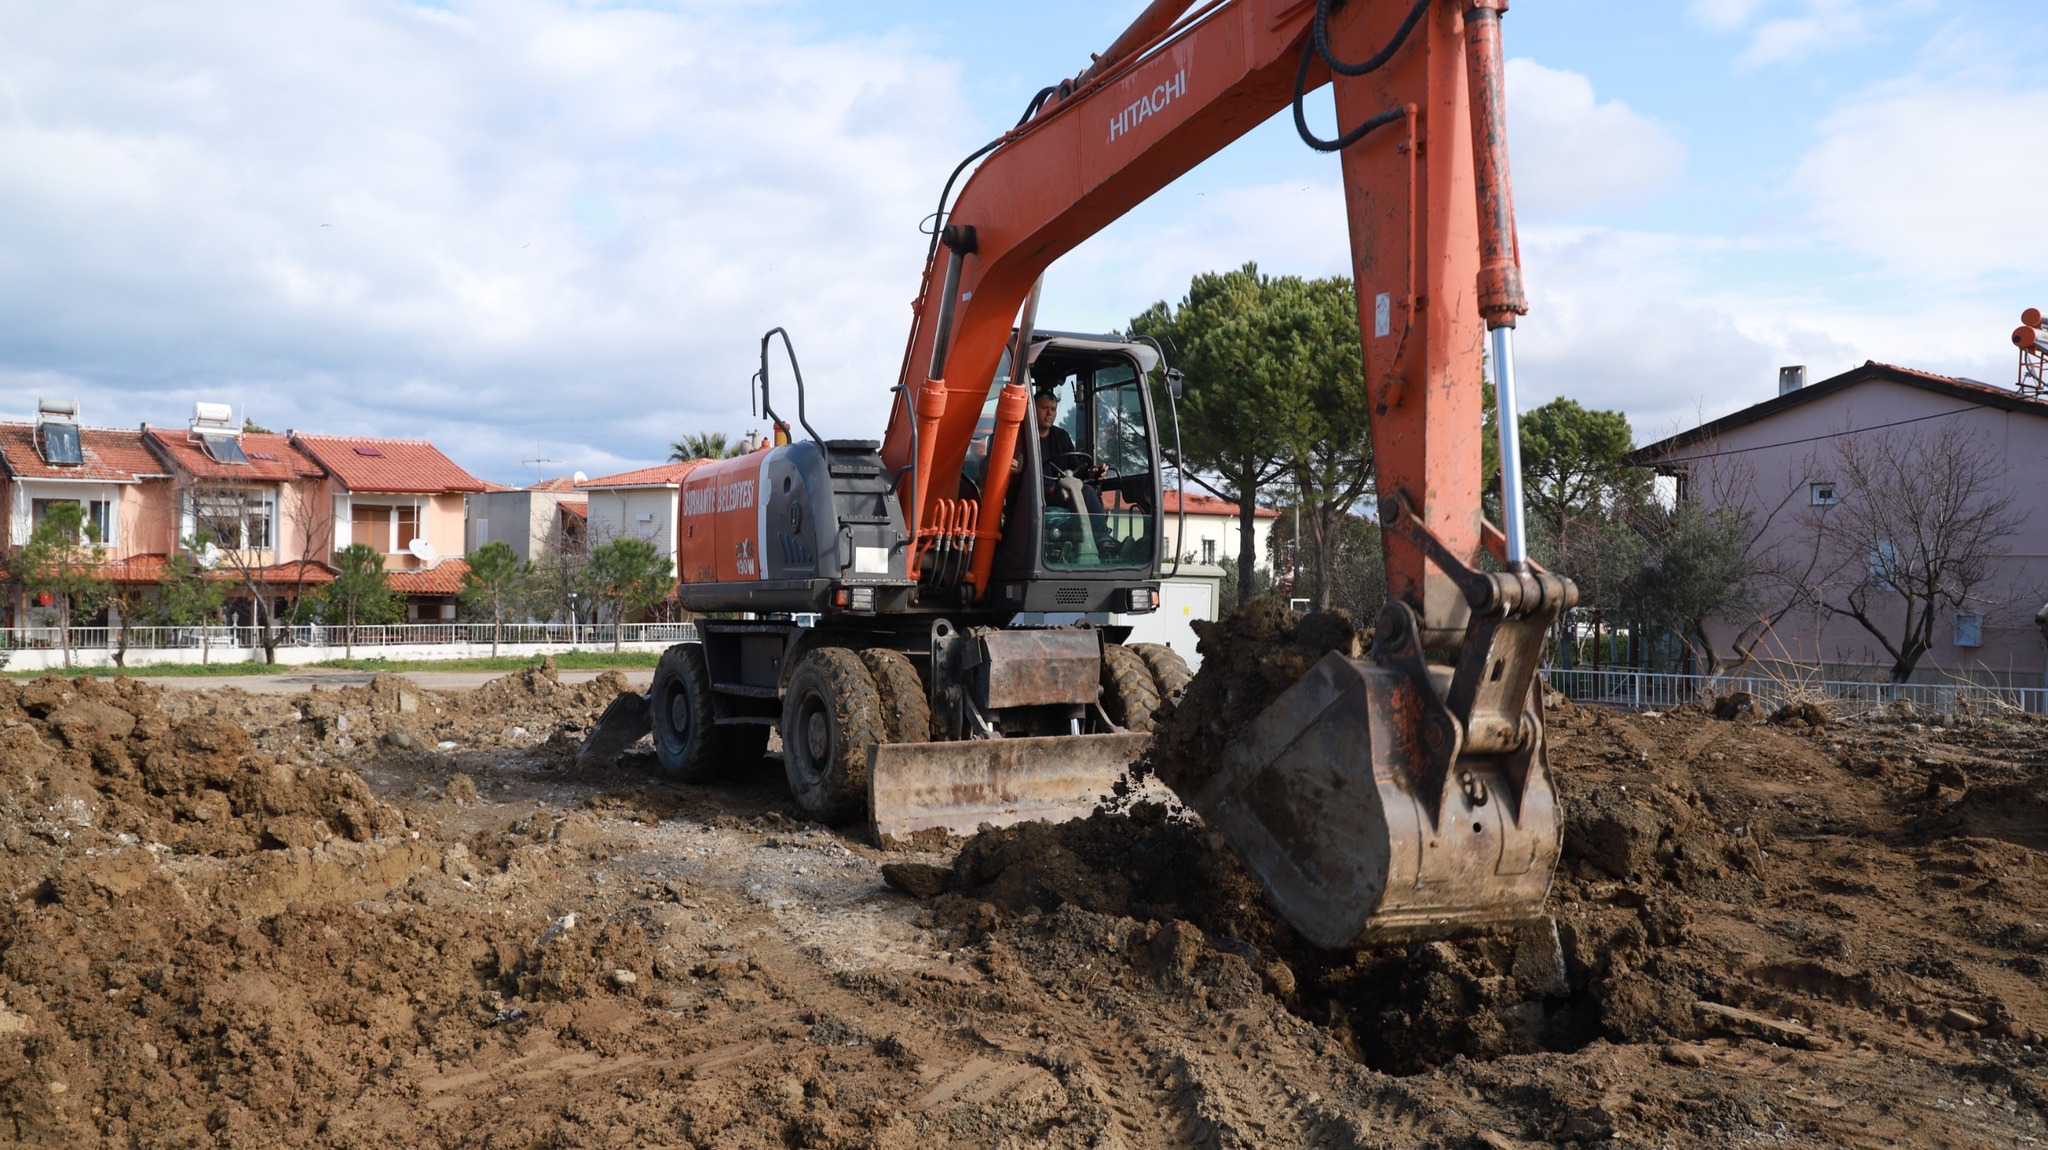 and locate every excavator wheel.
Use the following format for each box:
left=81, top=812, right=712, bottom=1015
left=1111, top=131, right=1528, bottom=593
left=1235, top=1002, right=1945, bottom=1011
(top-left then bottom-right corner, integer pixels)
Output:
left=781, top=647, right=888, bottom=824
left=650, top=644, right=767, bottom=782
left=1130, top=643, right=1193, bottom=706
left=1100, top=643, right=1163, bottom=733
left=858, top=649, right=933, bottom=744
